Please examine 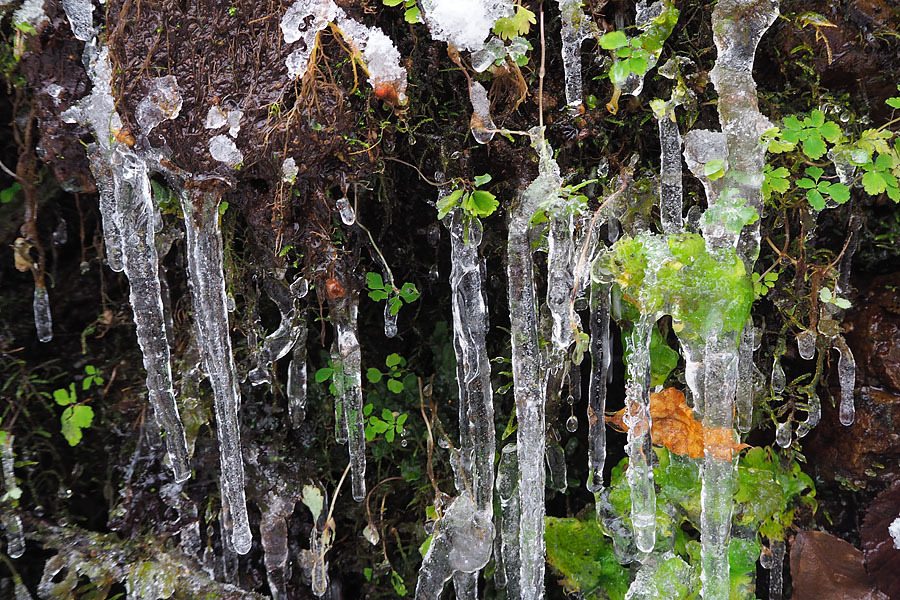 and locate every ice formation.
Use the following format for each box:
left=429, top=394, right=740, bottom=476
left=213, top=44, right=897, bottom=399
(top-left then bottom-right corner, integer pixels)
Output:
left=420, top=0, right=512, bottom=52
left=281, top=0, right=408, bottom=103
left=556, top=0, right=598, bottom=108
left=506, top=130, right=561, bottom=600
left=135, top=76, right=182, bottom=136
left=416, top=209, right=495, bottom=597
left=282, top=157, right=299, bottom=183
left=209, top=135, right=244, bottom=167
left=586, top=283, right=611, bottom=490
left=61, top=0, right=95, bottom=42
left=890, top=517, right=900, bottom=550
left=331, top=296, right=367, bottom=502
left=180, top=189, right=251, bottom=554
left=1, top=435, right=25, bottom=559
left=335, top=197, right=356, bottom=226
left=496, top=444, right=521, bottom=599
left=32, top=285, right=52, bottom=343
left=468, top=81, right=496, bottom=145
